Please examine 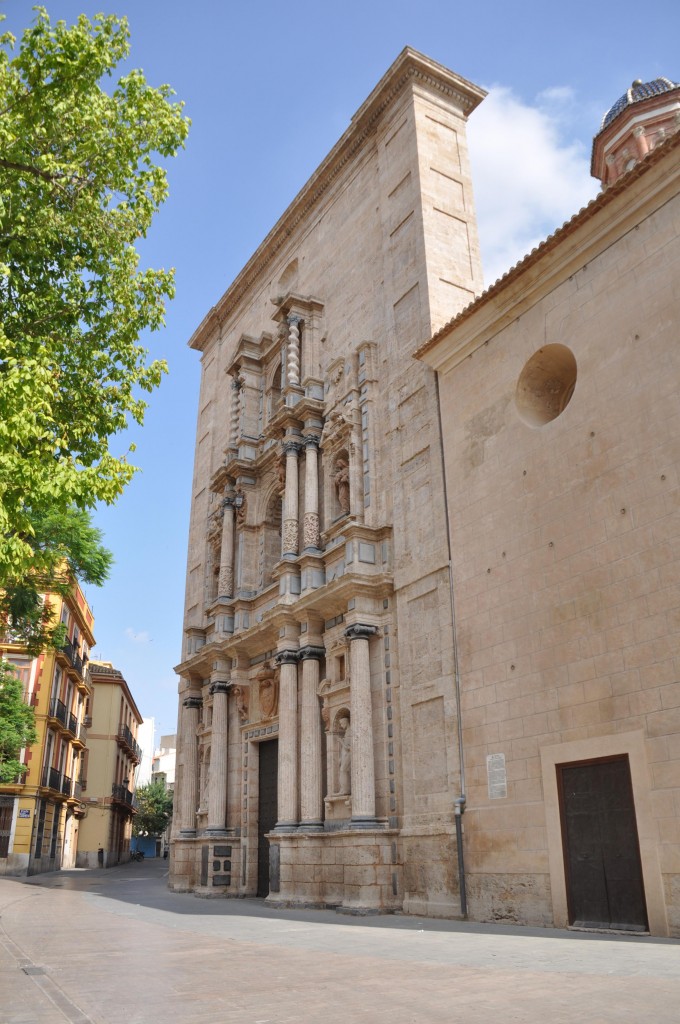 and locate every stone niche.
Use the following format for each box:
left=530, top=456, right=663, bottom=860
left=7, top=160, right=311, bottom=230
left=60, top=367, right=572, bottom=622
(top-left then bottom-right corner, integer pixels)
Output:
left=319, top=640, right=353, bottom=824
